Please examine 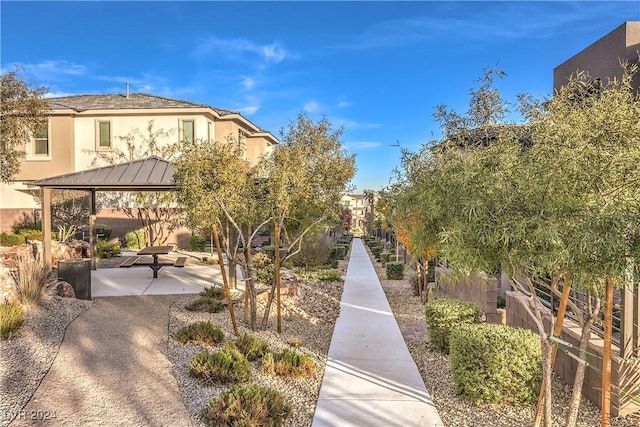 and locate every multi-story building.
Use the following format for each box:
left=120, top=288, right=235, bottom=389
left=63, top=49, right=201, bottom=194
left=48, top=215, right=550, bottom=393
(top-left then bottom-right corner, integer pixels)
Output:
left=554, top=21, right=640, bottom=93
left=341, top=194, right=366, bottom=235
left=0, top=90, right=279, bottom=232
